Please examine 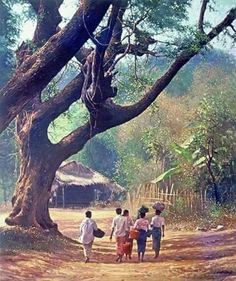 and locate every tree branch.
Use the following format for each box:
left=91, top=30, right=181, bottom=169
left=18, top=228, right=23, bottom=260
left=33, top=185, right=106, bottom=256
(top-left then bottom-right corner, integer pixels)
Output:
left=45, top=2, right=126, bottom=132
left=36, top=73, right=84, bottom=125
left=27, top=0, right=64, bottom=13
left=229, top=23, right=236, bottom=32
left=27, top=0, right=40, bottom=13
left=198, top=0, right=209, bottom=33
left=81, top=3, right=121, bottom=114
left=35, top=6, right=236, bottom=161
left=105, top=8, right=154, bottom=70
left=75, top=47, right=93, bottom=65
left=106, top=37, right=131, bottom=75
left=109, top=2, right=128, bottom=45
left=36, top=49, right=95, bottom=127
left=16, top=0, right=63, bottom=67
left=96, top=7, right=236, bottom=129
left=55, top=122, right=93, bottom=160
left=32, top=0, right=64, bottom=45
left=0, top=0, right=113, bottom=133
left=207, top=8, right=236, bottom=40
